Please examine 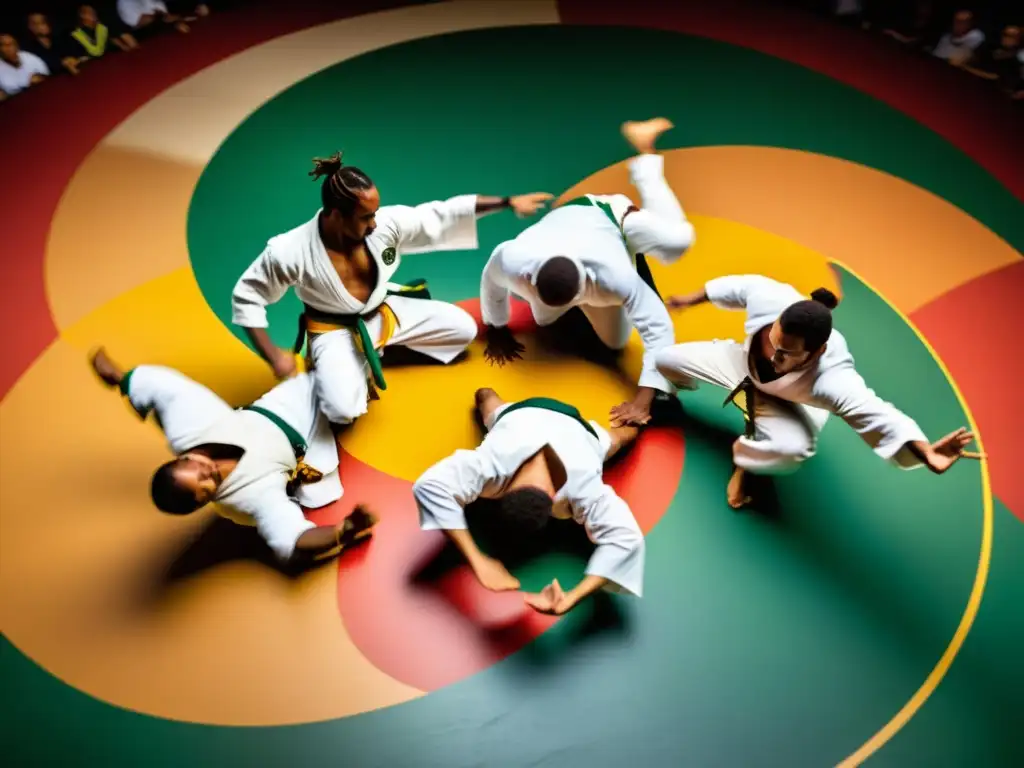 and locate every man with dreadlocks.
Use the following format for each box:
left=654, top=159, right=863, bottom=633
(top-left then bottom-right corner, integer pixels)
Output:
left=413, top=387, right=645, bottom=615
left=479, top=118, right=696, bottom=430
left=655, top=275, right=982, bottom=508
left=89, top=347, right=377, bottom=567
left=232, top=152, right=552, bottom=430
